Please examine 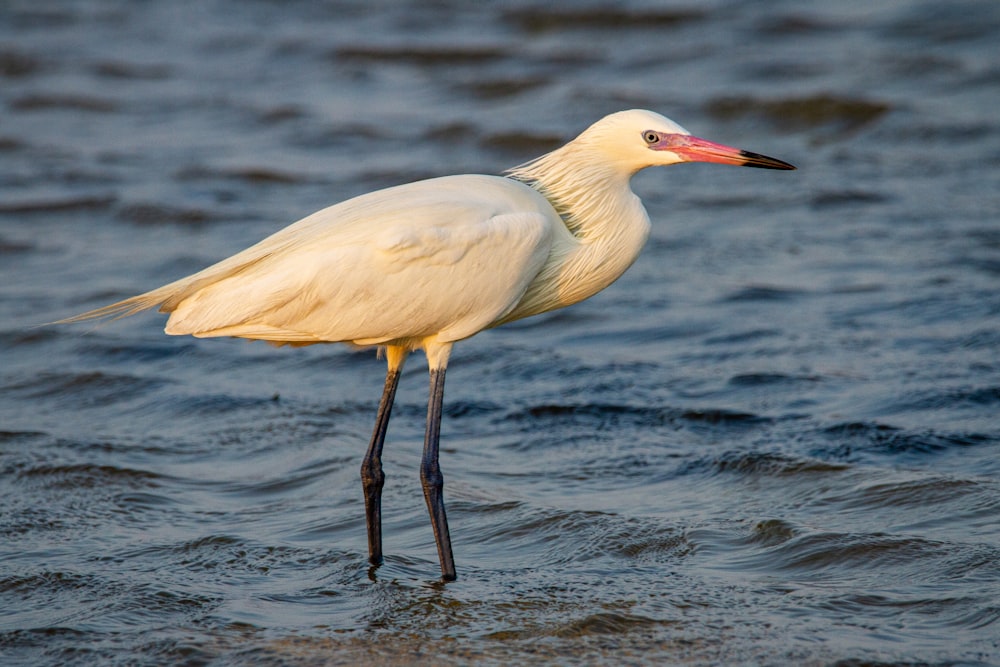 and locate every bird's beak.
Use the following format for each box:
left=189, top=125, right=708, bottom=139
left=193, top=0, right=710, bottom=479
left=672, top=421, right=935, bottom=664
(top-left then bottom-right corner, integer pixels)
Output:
left=657, top=134, right=796, bottom=170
